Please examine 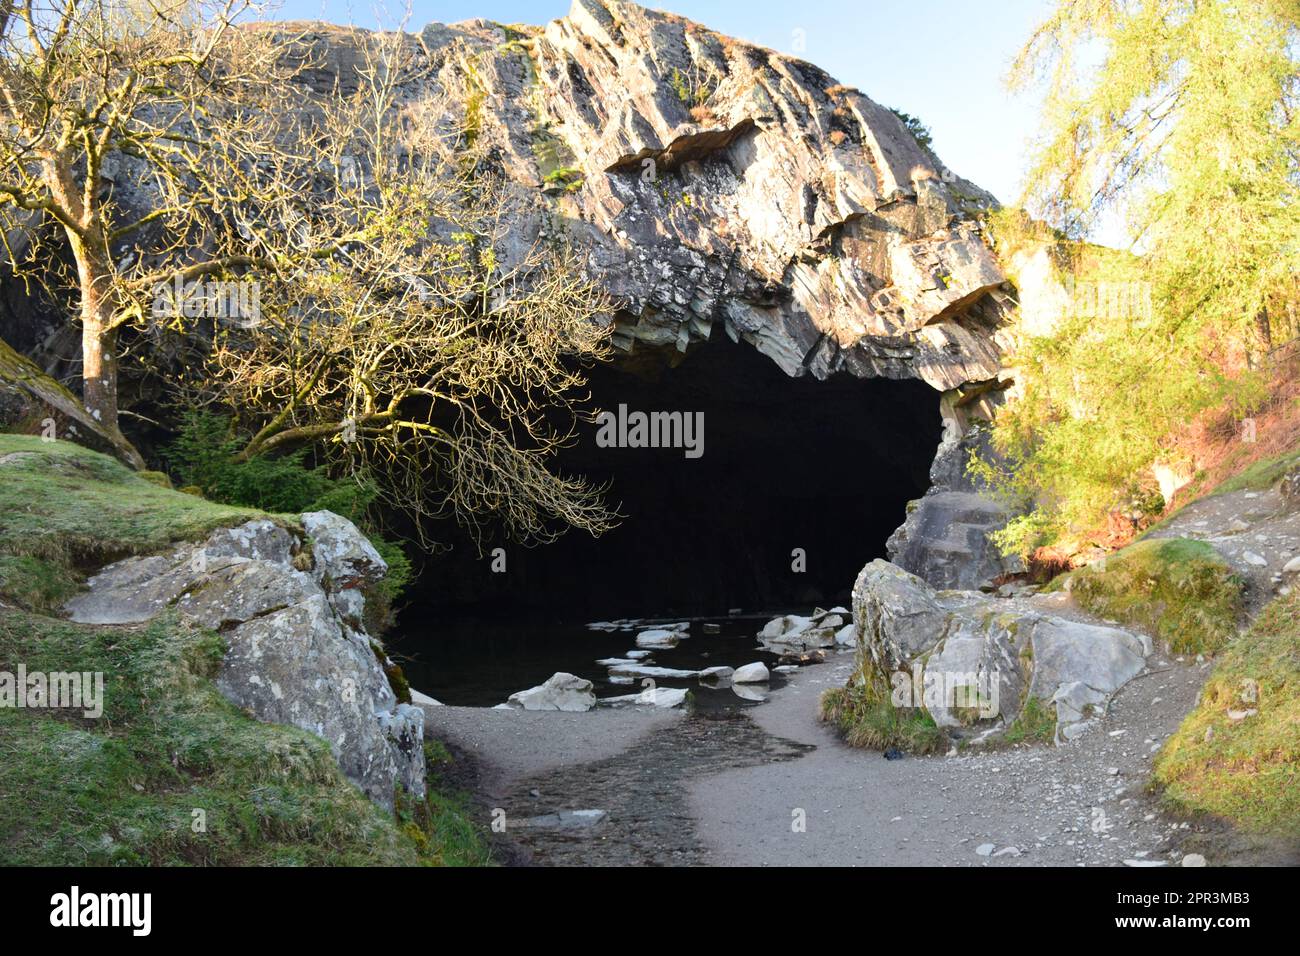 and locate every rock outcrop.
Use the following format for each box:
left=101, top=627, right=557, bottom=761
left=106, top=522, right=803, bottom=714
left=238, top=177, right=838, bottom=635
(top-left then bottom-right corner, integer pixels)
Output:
left=402, top=1, right=1012, bottom=389
left=65, top=515, right=425, bottom=809
left=887, top=420, right=1022, bottom=590
left=851, top=559, right=1152, bottom=742
left=0, top=337, right=129, bottom=464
